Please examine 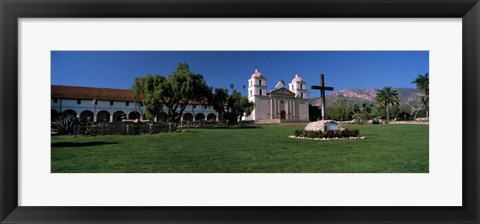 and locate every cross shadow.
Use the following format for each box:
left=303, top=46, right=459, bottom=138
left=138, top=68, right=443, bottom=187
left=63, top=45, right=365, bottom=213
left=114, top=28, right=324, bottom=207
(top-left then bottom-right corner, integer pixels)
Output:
left=51, top=141, right=118, bottom=148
